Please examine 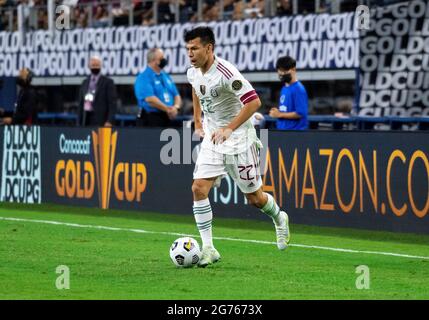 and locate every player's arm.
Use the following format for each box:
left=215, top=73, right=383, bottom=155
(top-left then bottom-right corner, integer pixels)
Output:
left=192, top=88, right=204, bottom=137
left=212, top=97, right=261, bottom=144
left=226, top=97, right=261, bottom=131
left=212, top=70, right=261, bottom=143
